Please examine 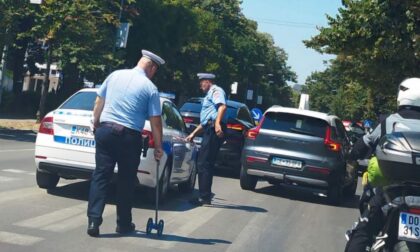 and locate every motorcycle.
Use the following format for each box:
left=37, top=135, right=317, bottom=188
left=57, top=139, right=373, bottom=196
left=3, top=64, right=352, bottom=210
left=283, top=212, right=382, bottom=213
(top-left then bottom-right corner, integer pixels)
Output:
left=370, top=183, right=420, bottom=251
